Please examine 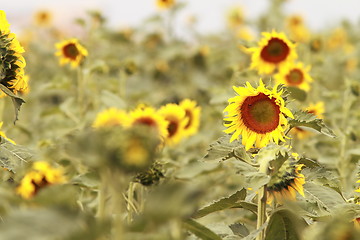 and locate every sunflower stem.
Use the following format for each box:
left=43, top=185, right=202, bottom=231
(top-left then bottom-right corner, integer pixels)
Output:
left=96, top=169, right=109, bottom=219
left=256, top=160, right=268, bottom=240
left=77, top=66, right=85, bottom=117
left=127, top=181, right=136, bottom=223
